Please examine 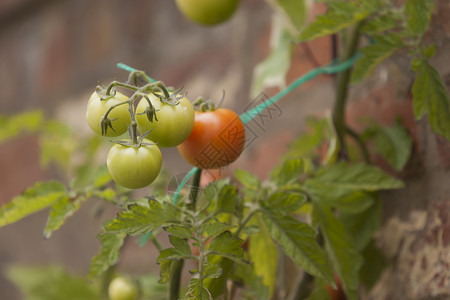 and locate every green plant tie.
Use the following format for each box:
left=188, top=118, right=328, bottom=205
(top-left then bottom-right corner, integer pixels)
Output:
left=117, top=52, right=361, bottom=245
